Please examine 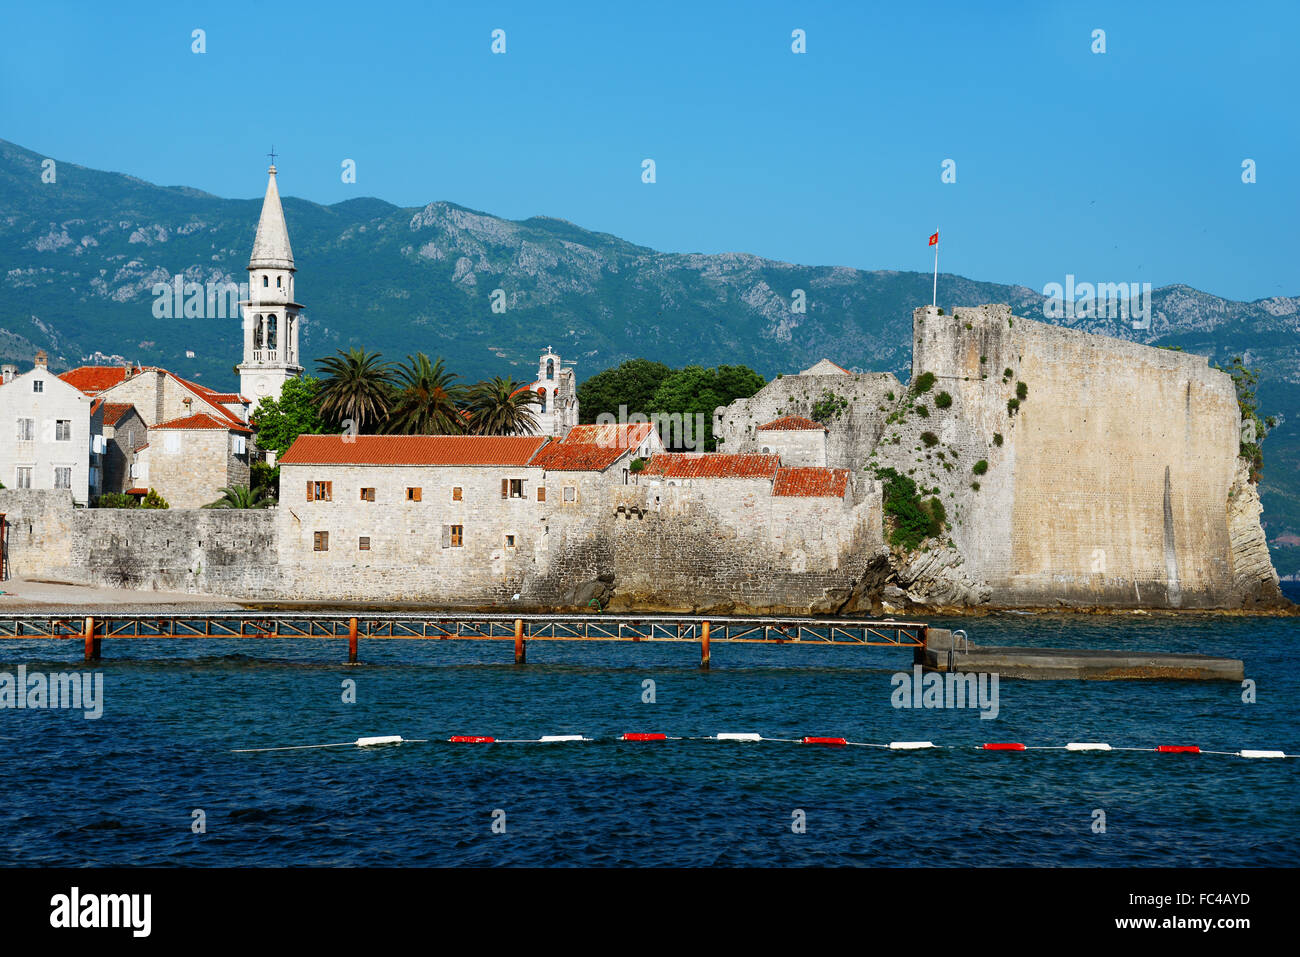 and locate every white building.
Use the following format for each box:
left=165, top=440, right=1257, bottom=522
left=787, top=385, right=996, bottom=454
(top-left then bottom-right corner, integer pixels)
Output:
left=526, top=347, right=578, bottom=437
left=0, top=351, right=103, bottom=503
left=238, top=163, right=305, bottom=406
